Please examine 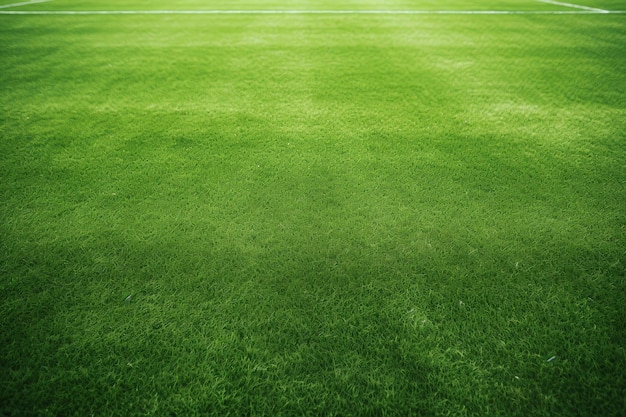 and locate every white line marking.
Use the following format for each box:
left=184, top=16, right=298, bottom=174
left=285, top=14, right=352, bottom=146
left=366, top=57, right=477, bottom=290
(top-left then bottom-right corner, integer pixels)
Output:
left=536, top=0, right=609, bottom=12
left=0, top=0, right=50, bottom=9
left=0, top=9, right=624, bottom=15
